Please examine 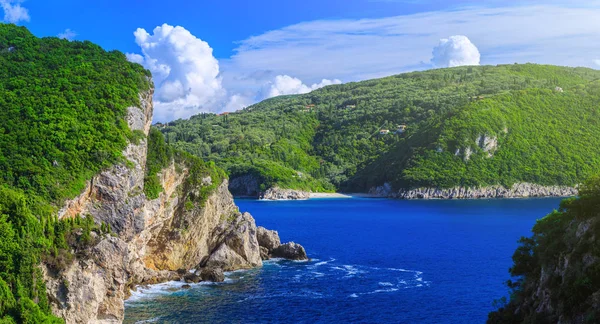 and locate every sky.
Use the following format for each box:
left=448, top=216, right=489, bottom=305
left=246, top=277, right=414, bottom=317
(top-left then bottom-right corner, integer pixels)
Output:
left=3, top=0, right=600, bottom=122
